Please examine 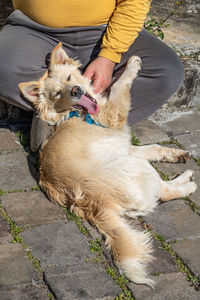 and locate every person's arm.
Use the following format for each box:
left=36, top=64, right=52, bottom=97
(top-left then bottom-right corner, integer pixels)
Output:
left=84, top=0, right=151, bottom=93
left=99, top=0, right=151, bottom=63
